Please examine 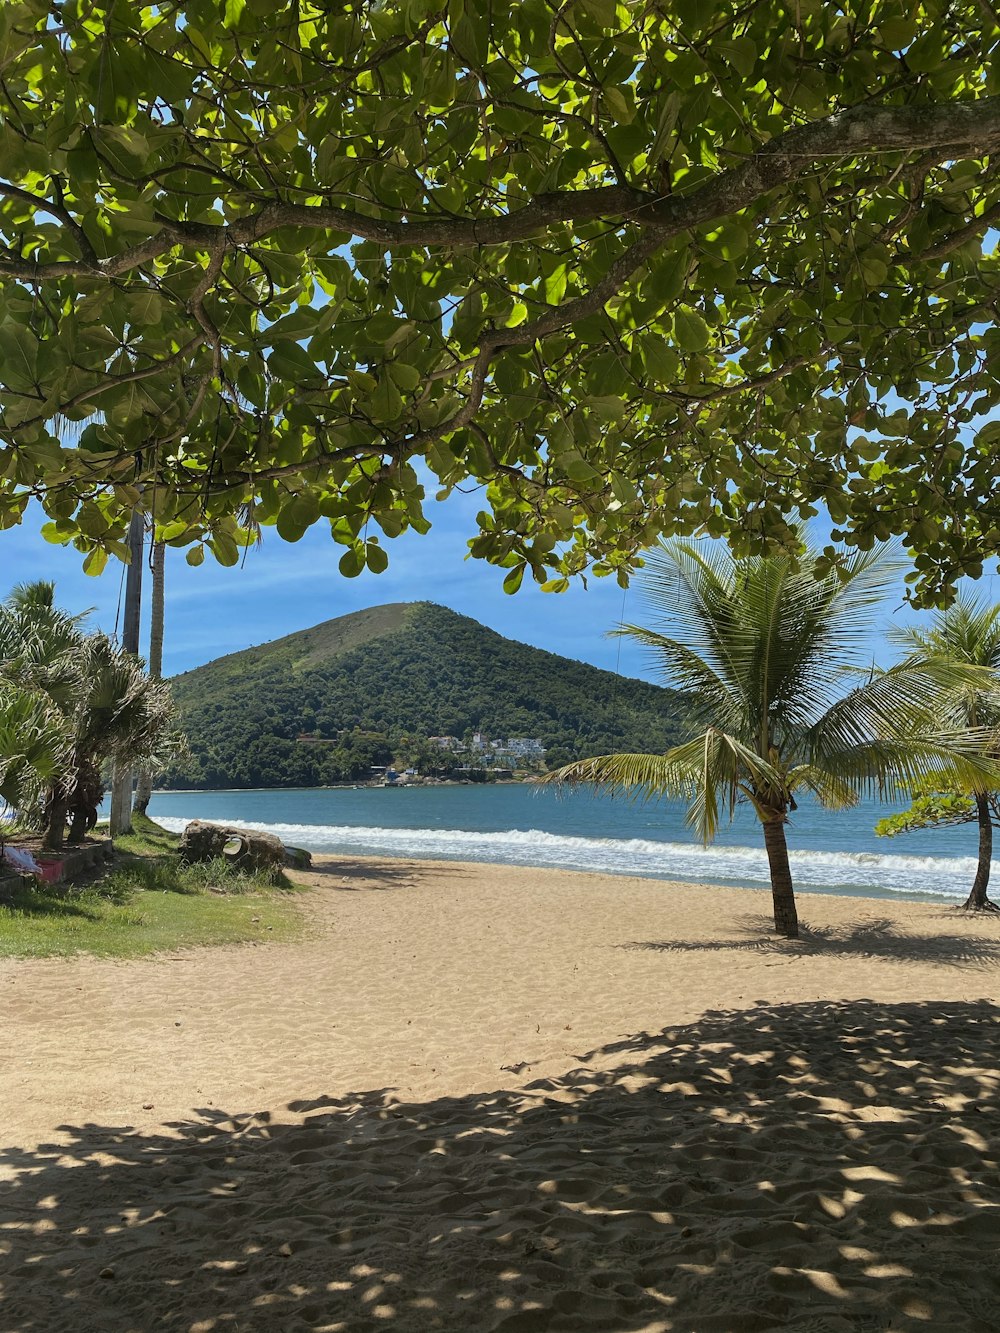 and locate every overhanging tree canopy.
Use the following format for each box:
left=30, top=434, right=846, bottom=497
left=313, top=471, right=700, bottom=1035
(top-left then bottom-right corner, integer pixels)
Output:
left=1, top=1, right=1000, bottom=599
